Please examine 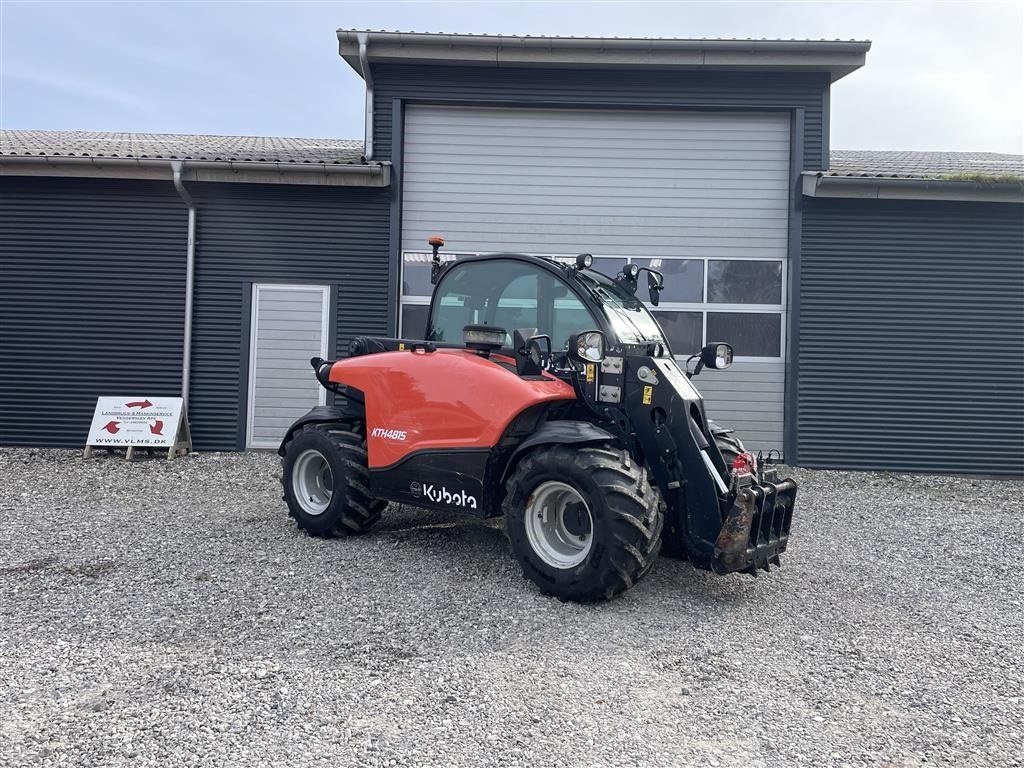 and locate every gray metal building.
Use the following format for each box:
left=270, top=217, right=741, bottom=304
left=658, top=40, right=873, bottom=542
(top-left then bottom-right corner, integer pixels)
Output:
left=1, top=31, right=1022, bottom=474
left=0, top=141, right=390, bottom=450
left=799, top=153, right=1024, bottom=474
